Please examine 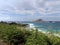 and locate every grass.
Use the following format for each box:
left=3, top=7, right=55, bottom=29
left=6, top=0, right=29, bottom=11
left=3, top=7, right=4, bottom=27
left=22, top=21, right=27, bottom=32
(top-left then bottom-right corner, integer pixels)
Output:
left=0, top=22, right=60, bottom=45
